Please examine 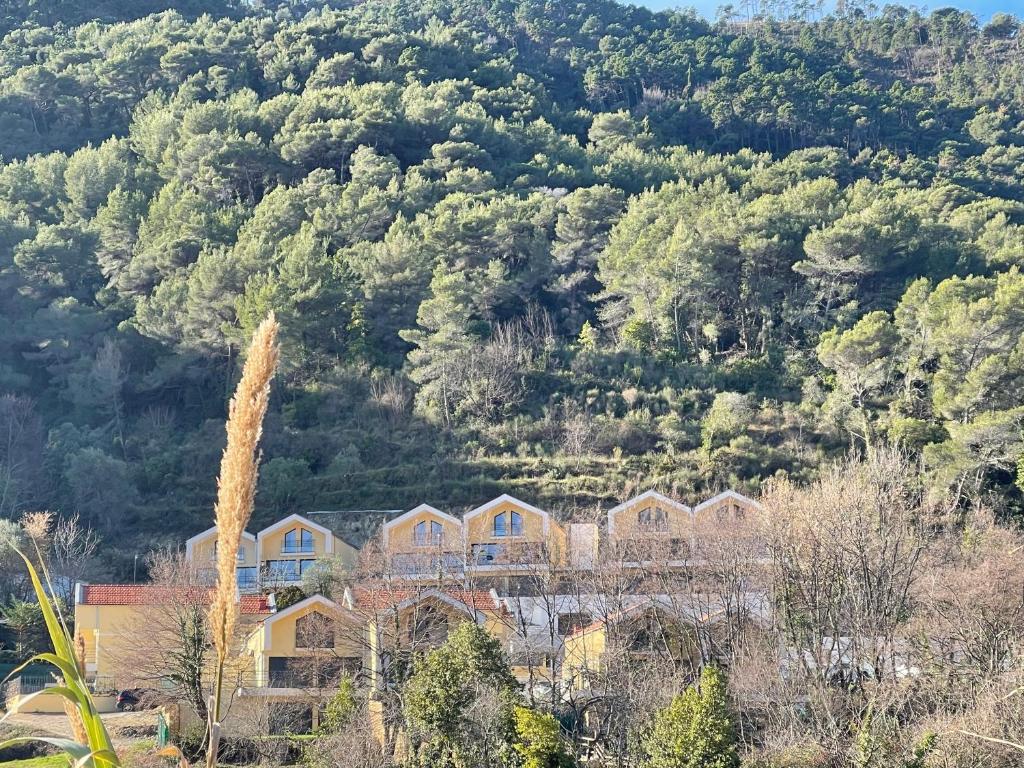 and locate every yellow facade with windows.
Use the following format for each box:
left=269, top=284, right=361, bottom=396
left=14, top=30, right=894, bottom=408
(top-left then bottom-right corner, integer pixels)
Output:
left=463, top=495, right=567, bottom=570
